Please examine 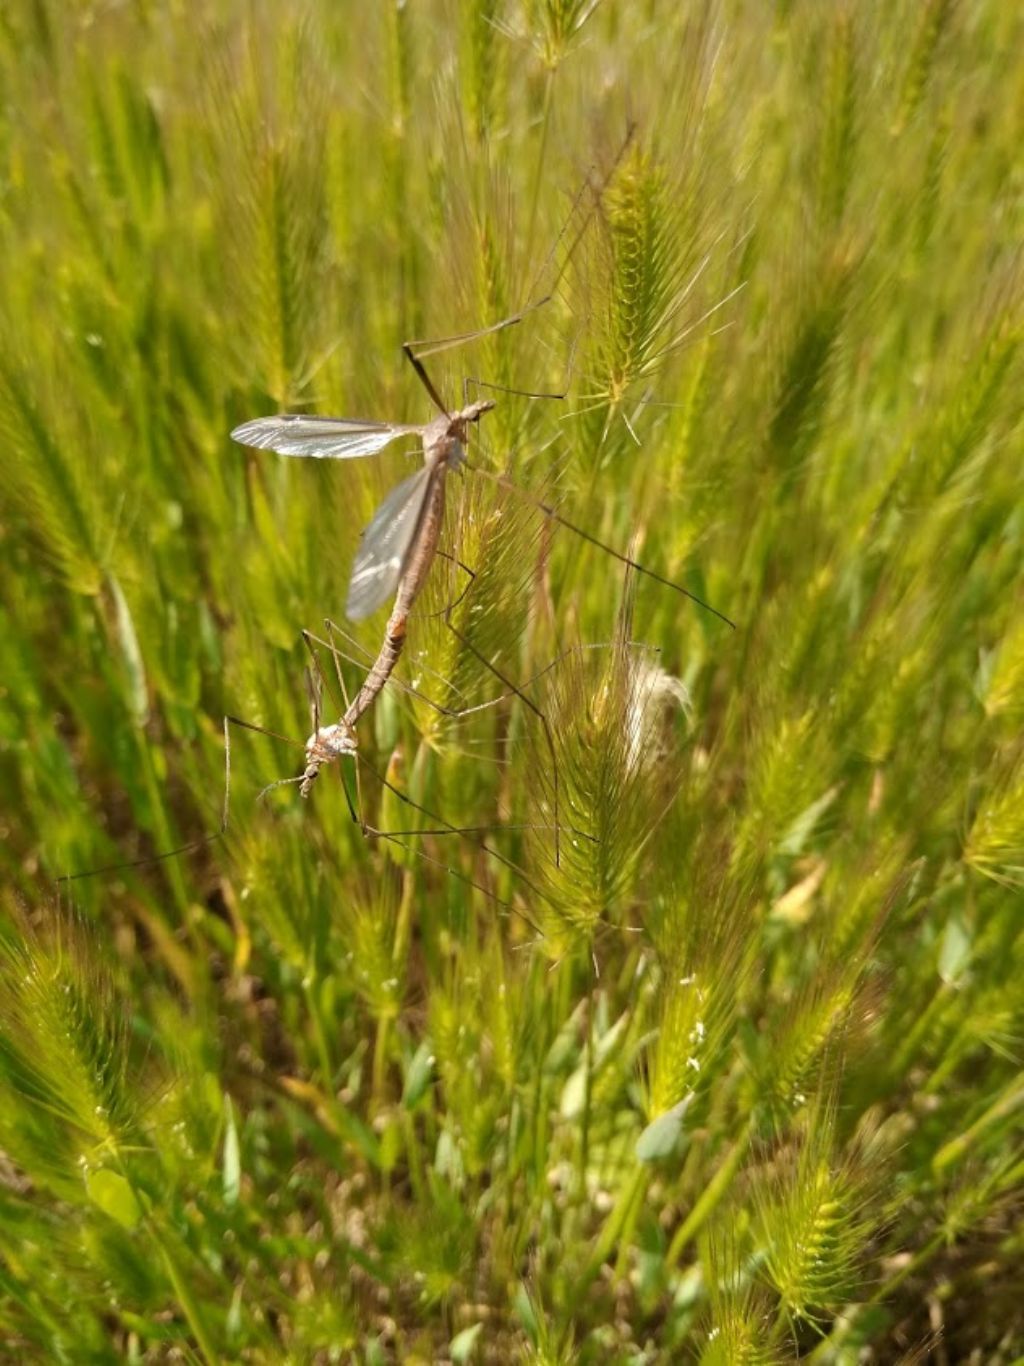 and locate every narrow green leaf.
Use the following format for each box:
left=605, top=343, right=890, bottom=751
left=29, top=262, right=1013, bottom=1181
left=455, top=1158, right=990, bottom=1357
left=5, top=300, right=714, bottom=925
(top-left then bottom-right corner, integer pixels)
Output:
left=222, top=1094, right=241, bottom=1206
left=636, top=1096, right=694, bottom=1162
left=402, top=1041, right=435, bottom=1110
left=938, top=910, right=971, bottom=986
left=108, top=574, right=149, bottom=725
left=450, top=1322, right=483, bottom=1362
